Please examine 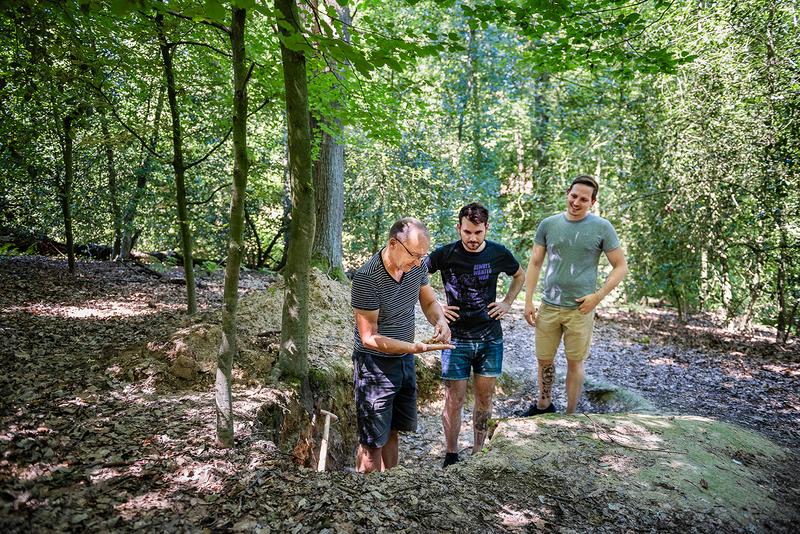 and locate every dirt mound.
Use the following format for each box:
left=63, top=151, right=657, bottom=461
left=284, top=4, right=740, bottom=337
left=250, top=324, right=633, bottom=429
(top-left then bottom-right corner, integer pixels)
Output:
left=458, top=413, right=798, bottom=531
left=124, top=269, right=355, bottom=388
